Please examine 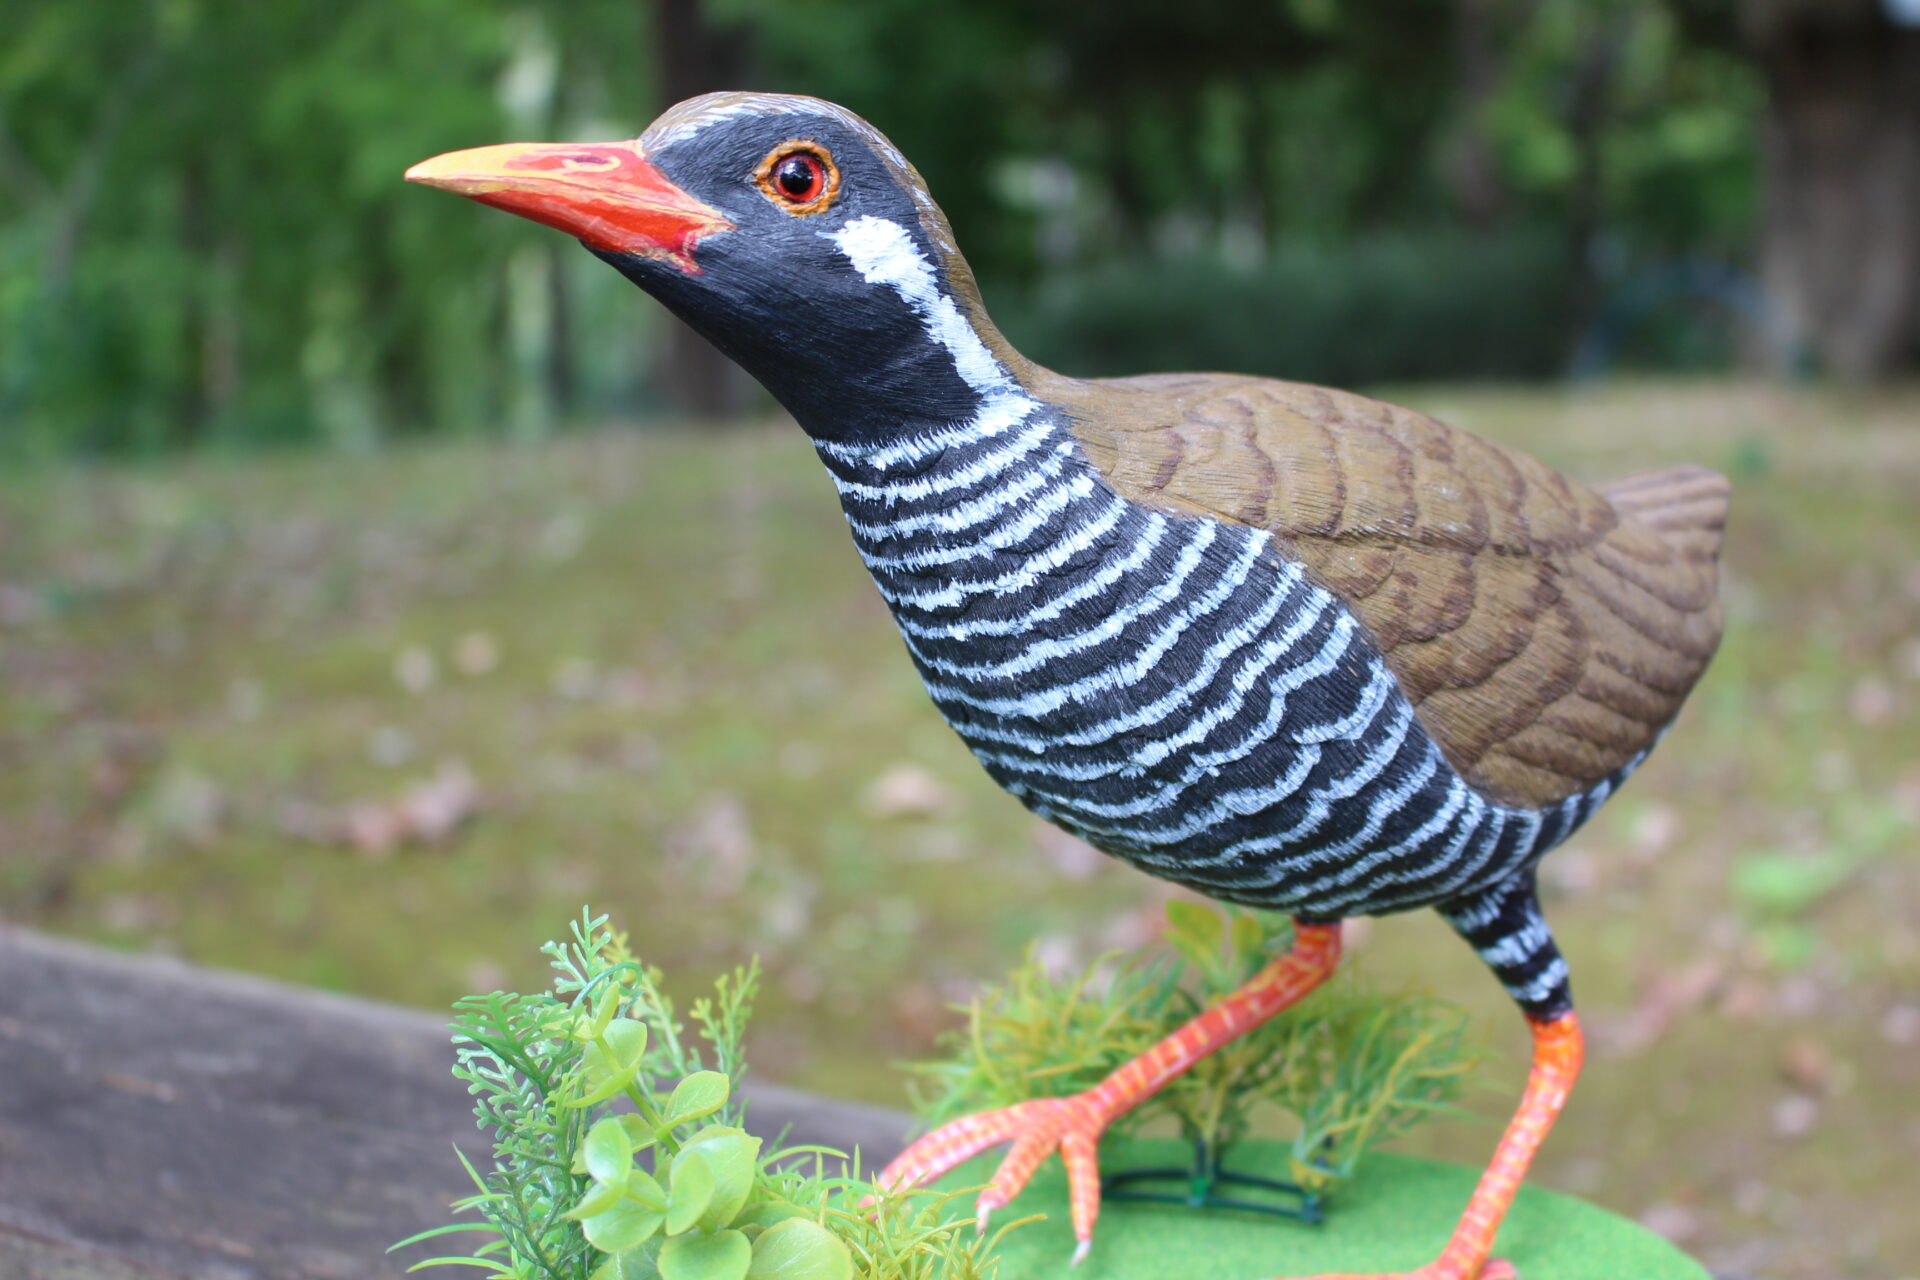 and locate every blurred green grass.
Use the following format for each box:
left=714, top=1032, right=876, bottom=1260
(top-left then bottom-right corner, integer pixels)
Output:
left=2, top=379, right=1917, bottom=1279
